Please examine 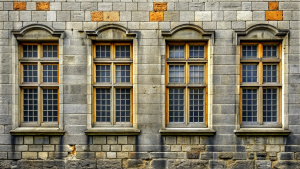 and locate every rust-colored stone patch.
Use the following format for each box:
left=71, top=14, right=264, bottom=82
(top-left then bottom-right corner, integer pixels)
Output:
left=266, top=11, right=283, bottom=21
left=269, top=2, right=279, bottom=10
left=150, top=11, right=164, bottom=22
left=36, top=2, right=49, bottom=11
left=91, top=11, right=103, bottom=22
left=103, top=11, right=120, bottom=22
left=14, top=2, right=26, bottom=10
left=153, top=2, right=167, bottom=11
